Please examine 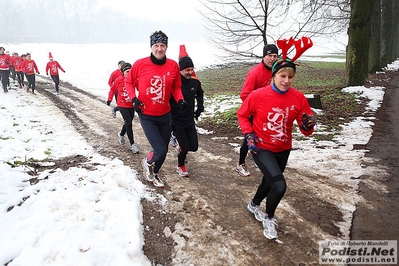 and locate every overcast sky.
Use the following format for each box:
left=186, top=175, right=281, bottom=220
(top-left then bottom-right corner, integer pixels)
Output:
left=97, top=0, right=204, bottom=23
